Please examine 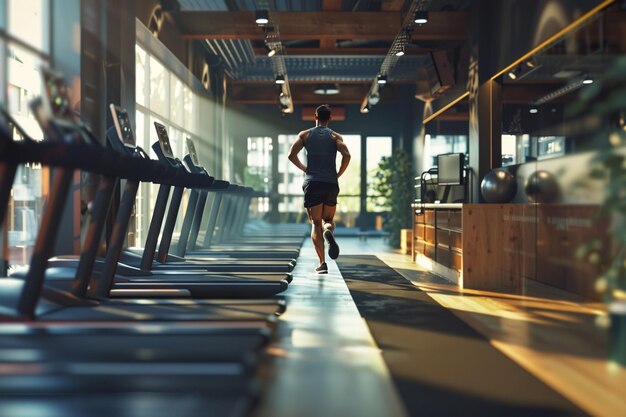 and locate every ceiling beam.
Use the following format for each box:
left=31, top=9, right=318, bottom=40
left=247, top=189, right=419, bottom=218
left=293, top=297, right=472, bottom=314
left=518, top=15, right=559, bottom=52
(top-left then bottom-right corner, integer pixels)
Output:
left=228, top=83, right=398, bottom=104
left=177, top=11, right=467, bottom=41
left=320, top=0, right=343, bottom=50
left=228, top=79, right=416, bottom=85
left=251, top=47, right=430, bottom=56
left=381, top=0, right=406, bottom=11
